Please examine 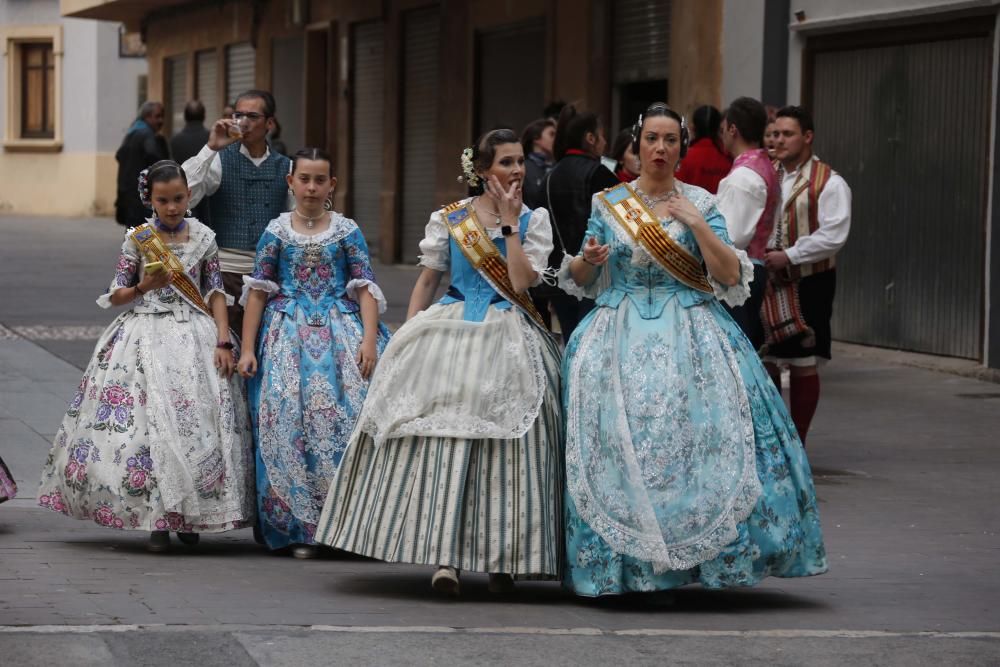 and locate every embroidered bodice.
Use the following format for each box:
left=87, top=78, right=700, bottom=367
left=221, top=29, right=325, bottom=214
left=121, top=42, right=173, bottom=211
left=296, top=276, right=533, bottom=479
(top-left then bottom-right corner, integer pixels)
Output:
left=568, top=181, right=751, bottom=318
left=418, top=201, right=554, bottom=322
left=246, top=213, right=385, bottom=326
left=98, top=218, right=226, bottom=318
